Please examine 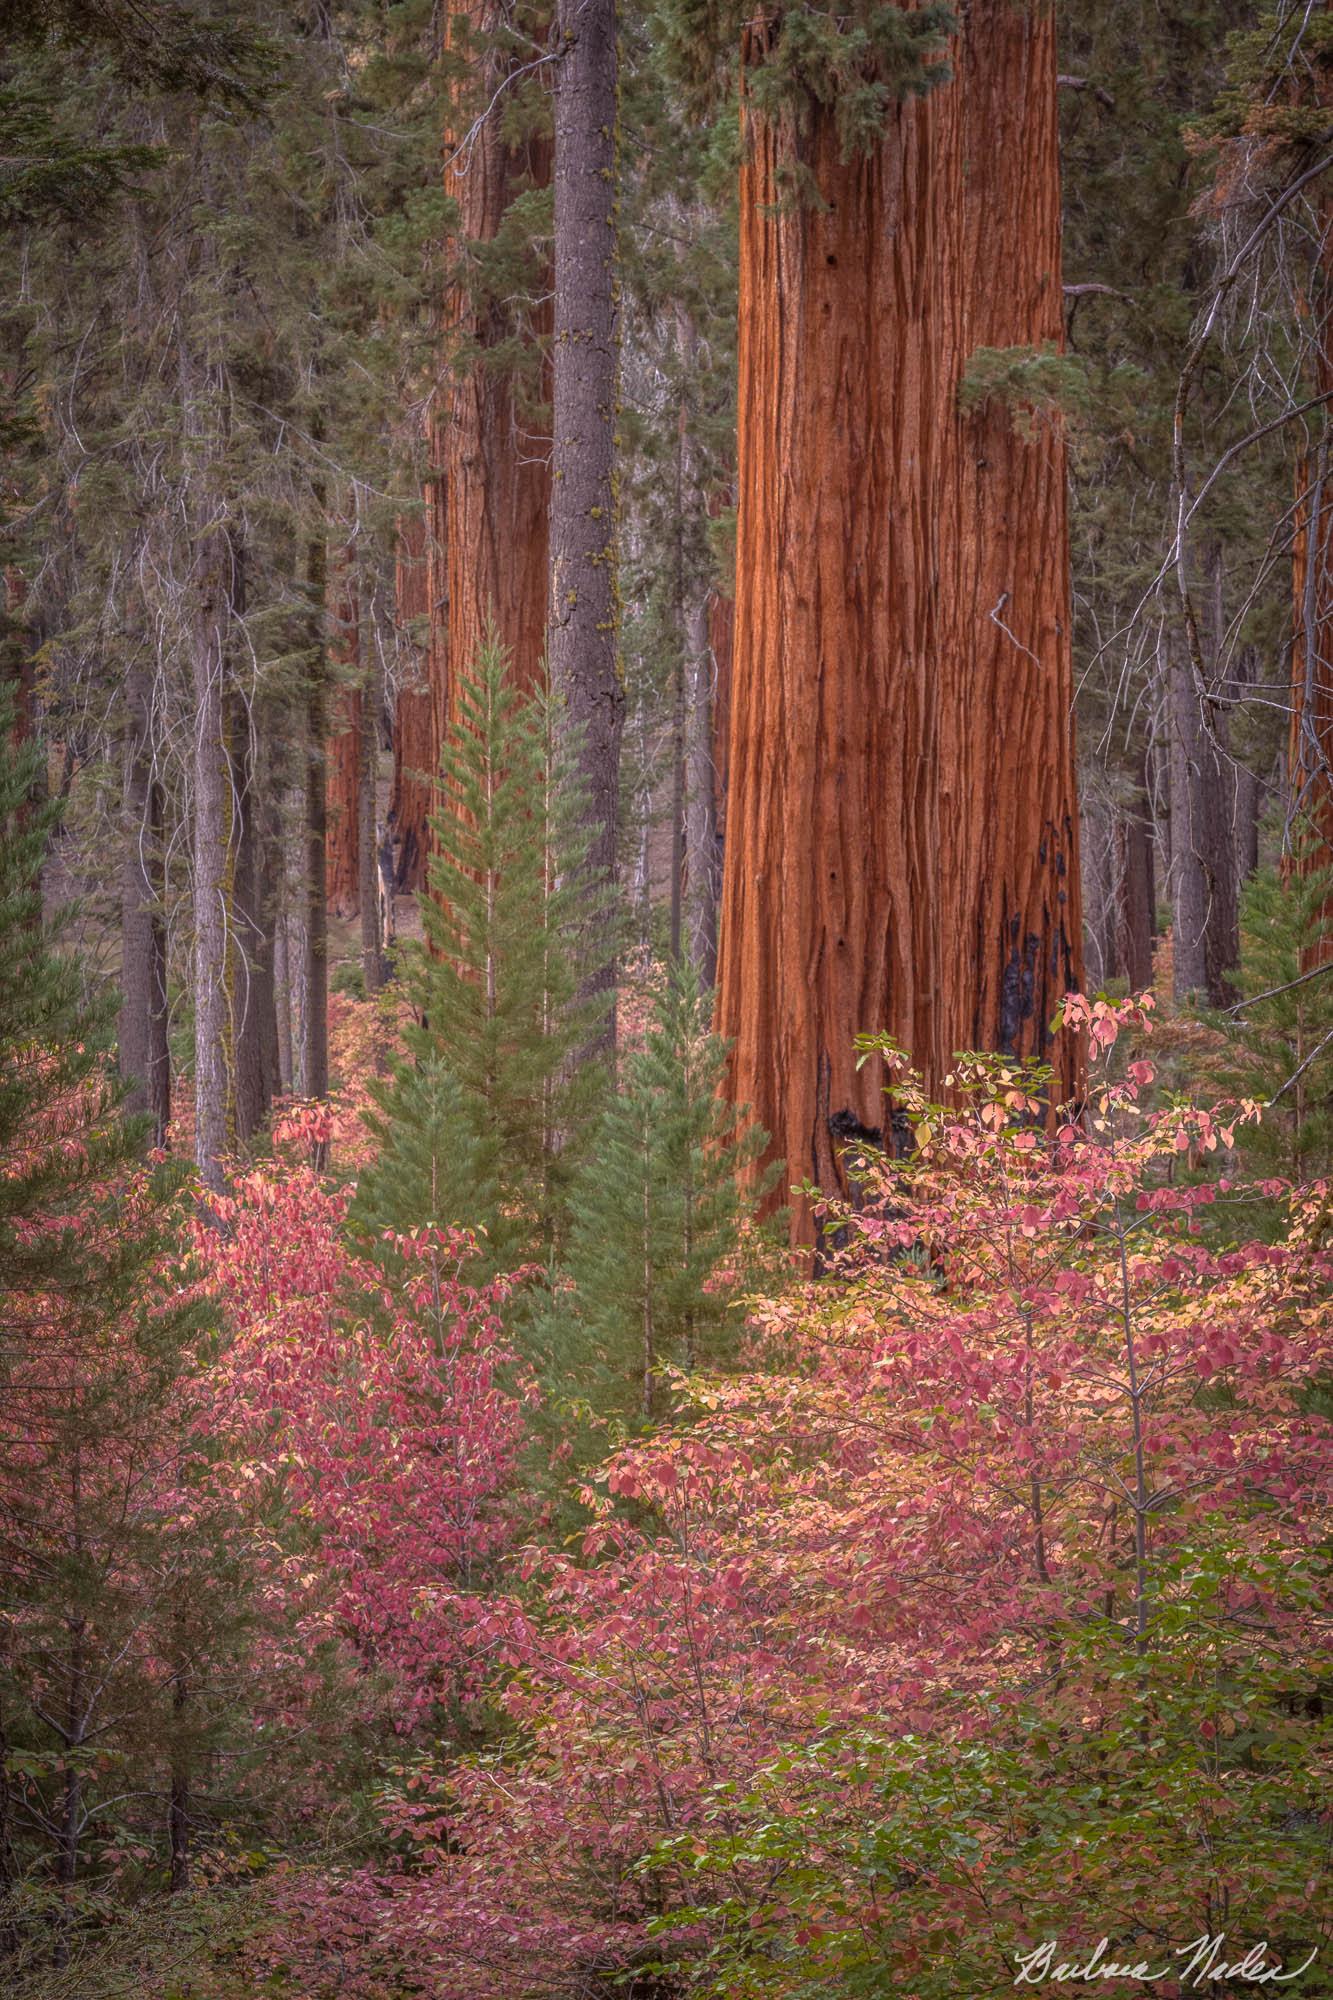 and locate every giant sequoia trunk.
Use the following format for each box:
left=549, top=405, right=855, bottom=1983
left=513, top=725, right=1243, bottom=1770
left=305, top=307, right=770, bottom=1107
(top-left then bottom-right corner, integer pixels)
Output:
left=441, top=4, right=550, bottom=696
left=548, top=0, right=622, bottom=986
left=716, top=2, right=1082, bottom=1244
left=942, top=4, right=1082, bottom=1066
